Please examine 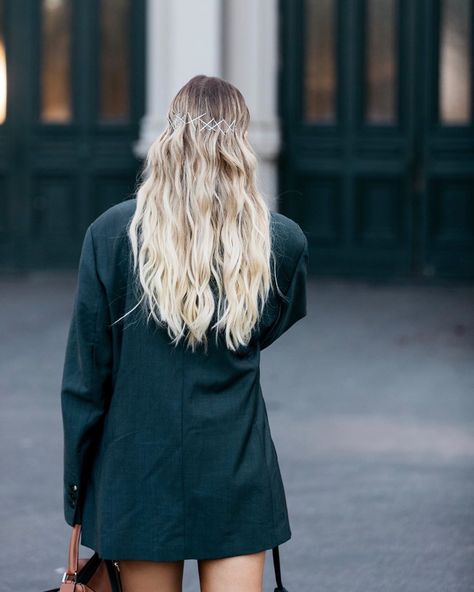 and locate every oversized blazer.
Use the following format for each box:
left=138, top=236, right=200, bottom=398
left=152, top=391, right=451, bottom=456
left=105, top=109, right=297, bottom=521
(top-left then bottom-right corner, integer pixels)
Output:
left=61, top=197, right=309, bottom=562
